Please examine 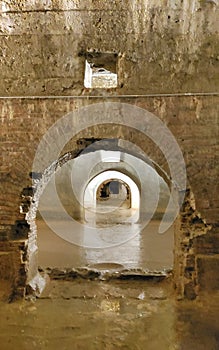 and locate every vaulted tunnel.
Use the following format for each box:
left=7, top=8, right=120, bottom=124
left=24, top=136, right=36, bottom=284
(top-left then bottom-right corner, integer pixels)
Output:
left=24, top=124, right=180, bottom=292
